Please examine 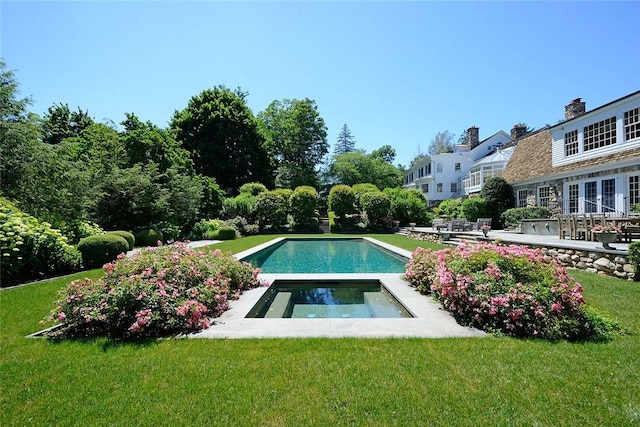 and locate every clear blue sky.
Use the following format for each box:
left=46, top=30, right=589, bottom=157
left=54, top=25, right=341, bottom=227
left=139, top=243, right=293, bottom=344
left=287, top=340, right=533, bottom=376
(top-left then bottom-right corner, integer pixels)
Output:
left=2, top=1, right=639, bottom=167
